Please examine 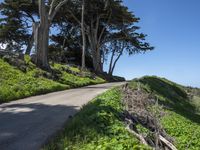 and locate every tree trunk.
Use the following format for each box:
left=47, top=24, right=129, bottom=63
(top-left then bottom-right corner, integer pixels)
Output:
left=25, top=33, right=34, bottom=55
left=32, top=0, right=68, bottom=70
left=36, top=0, right=50, bottom=70
left=110, top=52, right=122, bottom=75
left=36, top=22, right=50, bottom=70
left=92, top=47, right=102, bottom=73
left=96, top=49, right=103, bottom=72
left=108, top=49, right=115, bottom=75
left=87, top=32, right=102, bottom=73
left=81, top=0, right=86, bottom=70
